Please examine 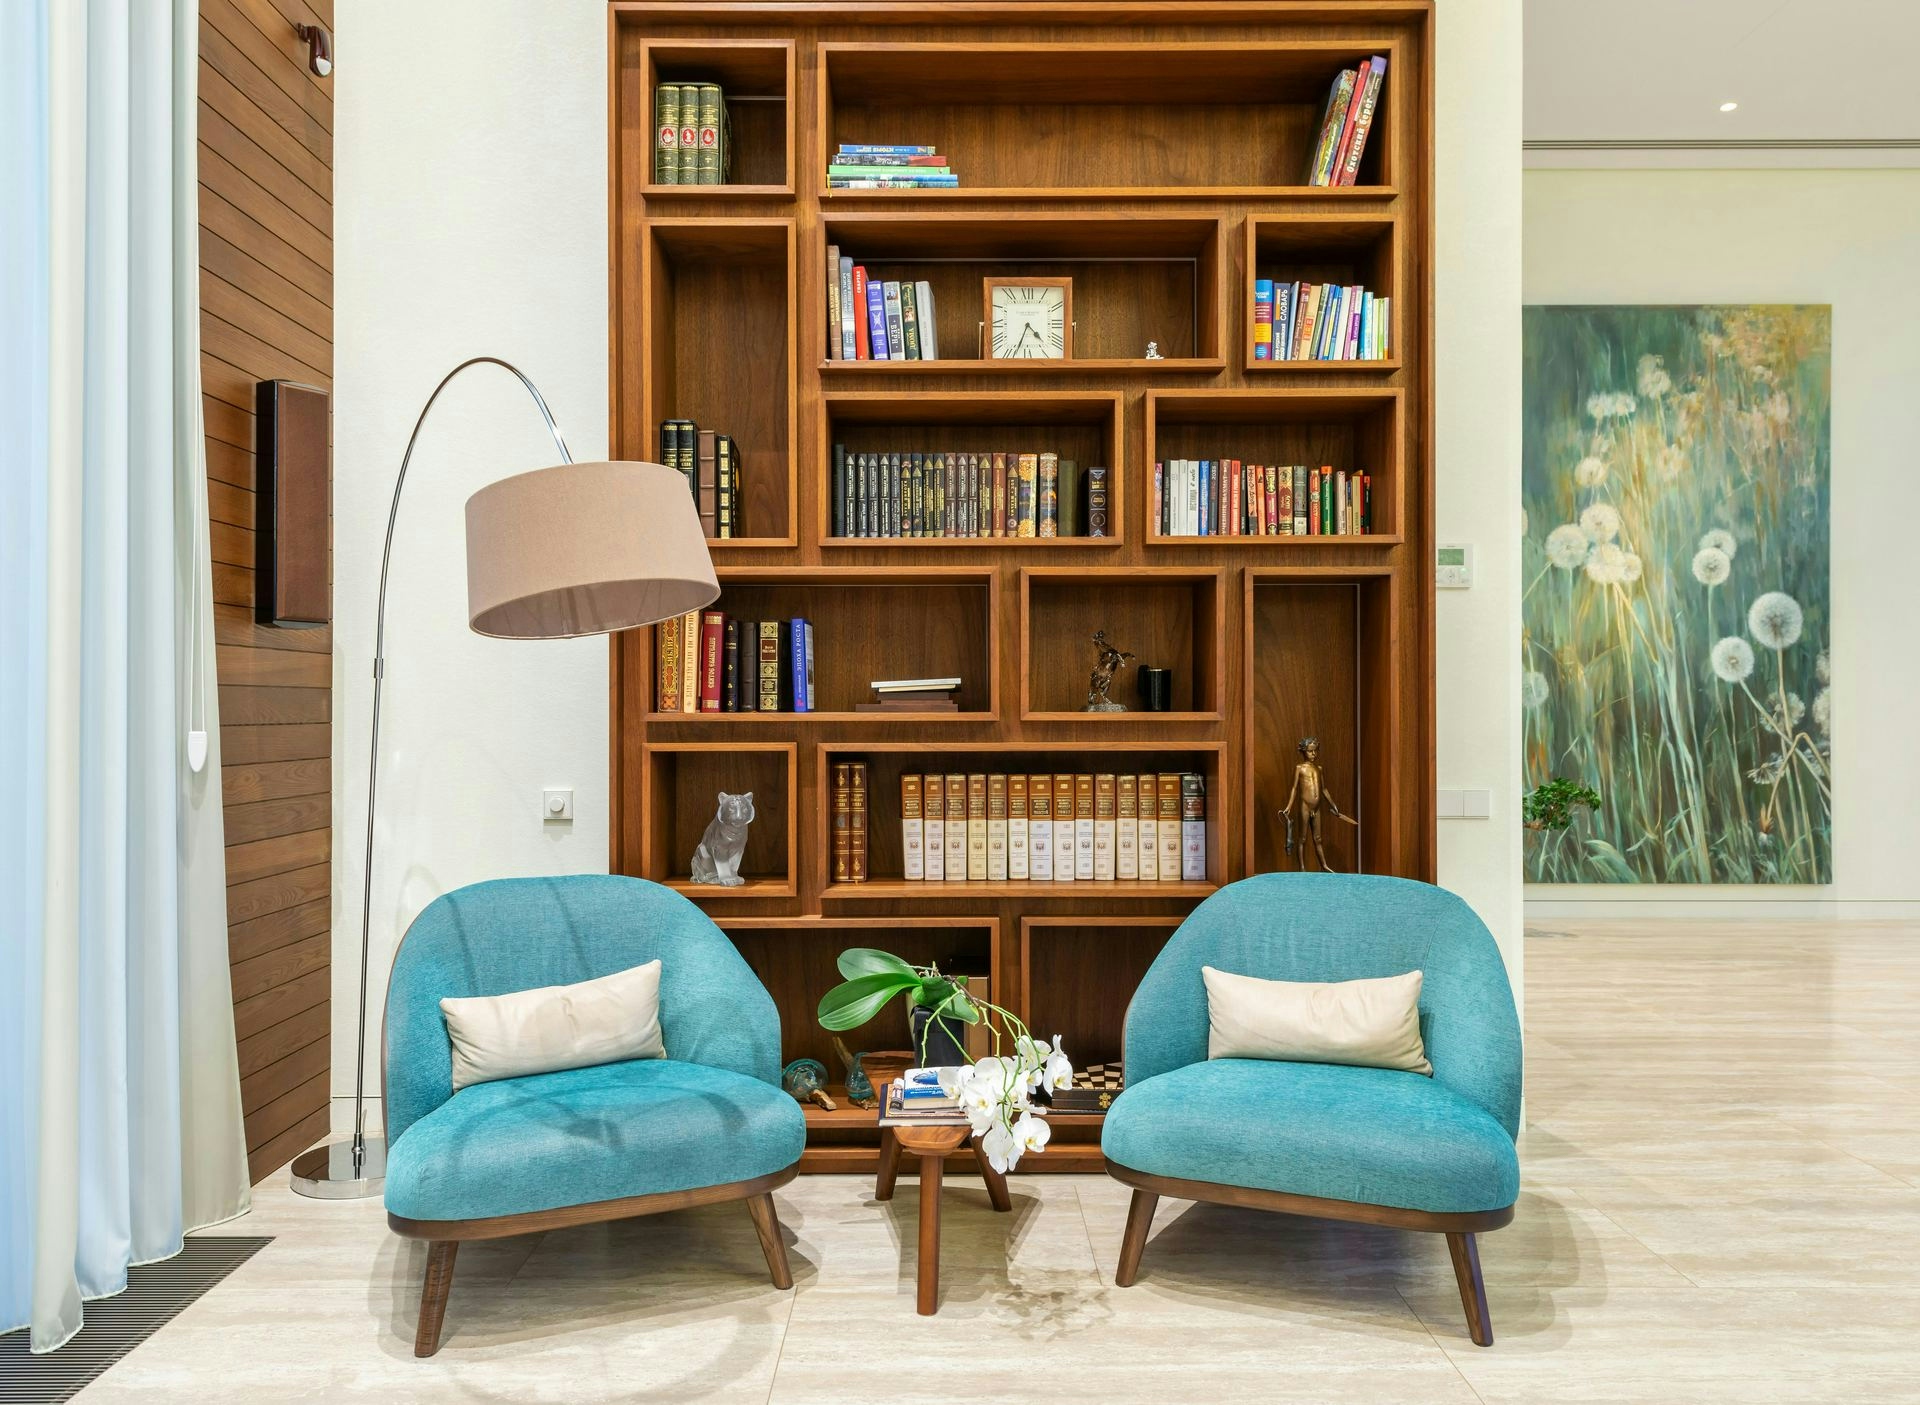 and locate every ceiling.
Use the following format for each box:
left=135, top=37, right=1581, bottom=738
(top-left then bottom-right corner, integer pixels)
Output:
left=1526, top=0, right=1920, bottom=156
